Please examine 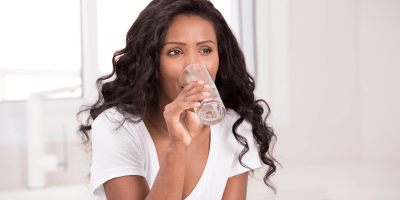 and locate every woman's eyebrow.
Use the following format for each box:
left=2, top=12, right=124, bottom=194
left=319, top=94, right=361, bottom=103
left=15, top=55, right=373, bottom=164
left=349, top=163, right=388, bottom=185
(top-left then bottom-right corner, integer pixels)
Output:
left=163, top=40, right=216, bottom=46
left=196, top=40, right=215, bottom=45
left=164, top=41, right=186, bottom=46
